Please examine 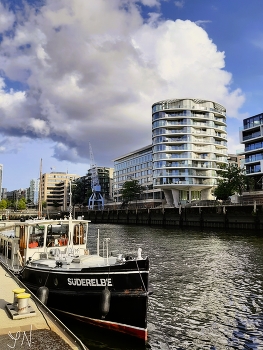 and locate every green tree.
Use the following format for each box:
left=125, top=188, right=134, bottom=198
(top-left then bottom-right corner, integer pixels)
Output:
left=72, top=178, right=90, bottom=205
left=17, top=198, right=26, bottom=210
left=0, top=199, right=7, bottom=210
left=120, top=180, right=143, bottom=202
left=214, top=163, right=247, bottom=200
left=6, top=199, right=12, bottom=208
